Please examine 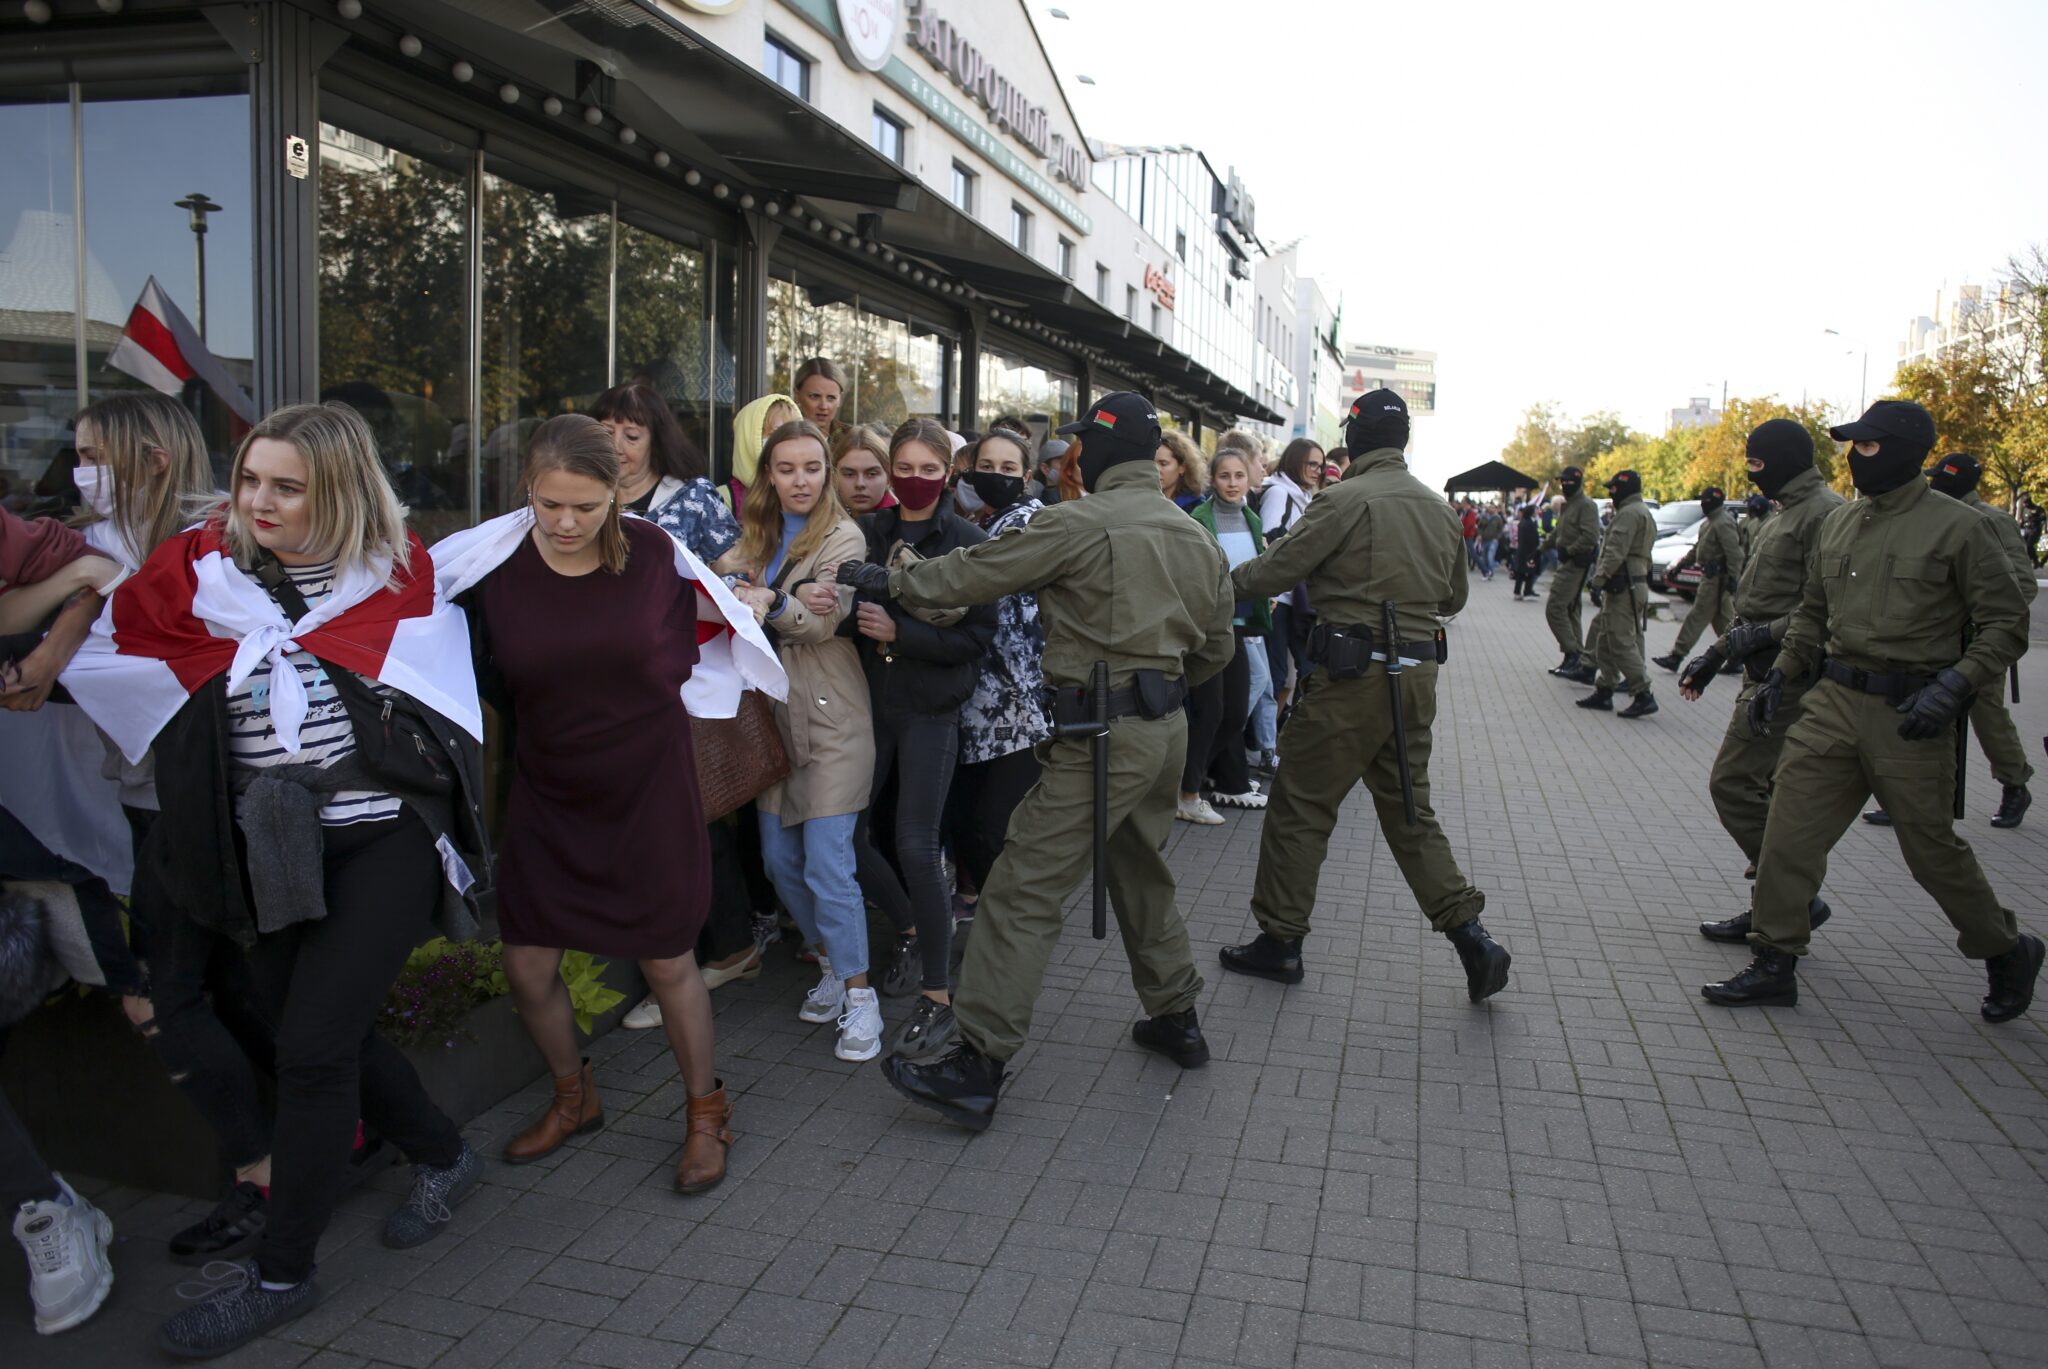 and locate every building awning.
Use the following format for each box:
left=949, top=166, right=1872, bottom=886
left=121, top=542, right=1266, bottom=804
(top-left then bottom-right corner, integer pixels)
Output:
left=396, top=0, right=1277, bottom=424
left=1443, top=461, right=1541, bottom=493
